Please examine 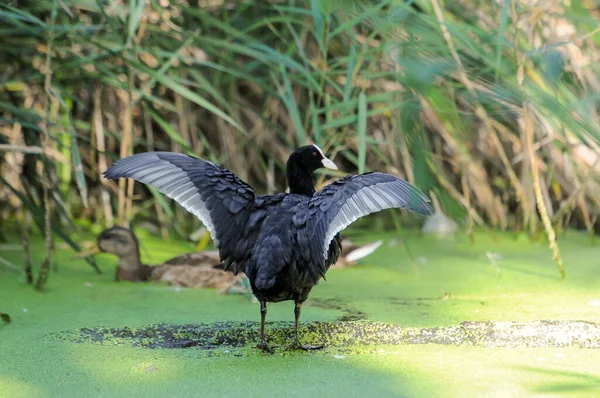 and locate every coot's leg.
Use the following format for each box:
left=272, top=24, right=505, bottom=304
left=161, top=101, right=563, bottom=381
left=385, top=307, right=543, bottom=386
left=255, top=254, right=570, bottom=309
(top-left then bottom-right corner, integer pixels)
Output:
left=256, top=300, right=273, bottom=353
left=292, top=301, right=324, bottom=350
